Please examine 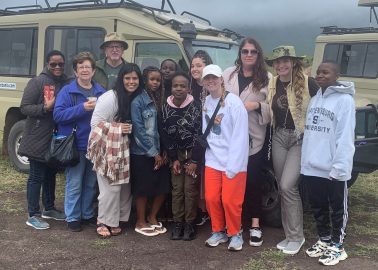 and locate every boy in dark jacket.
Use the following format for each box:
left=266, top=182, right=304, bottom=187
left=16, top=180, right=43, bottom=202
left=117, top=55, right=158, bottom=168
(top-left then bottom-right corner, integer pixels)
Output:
left=19, top=50, right=69, bottom=230
left=160, top=72, right=202, bottom=241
